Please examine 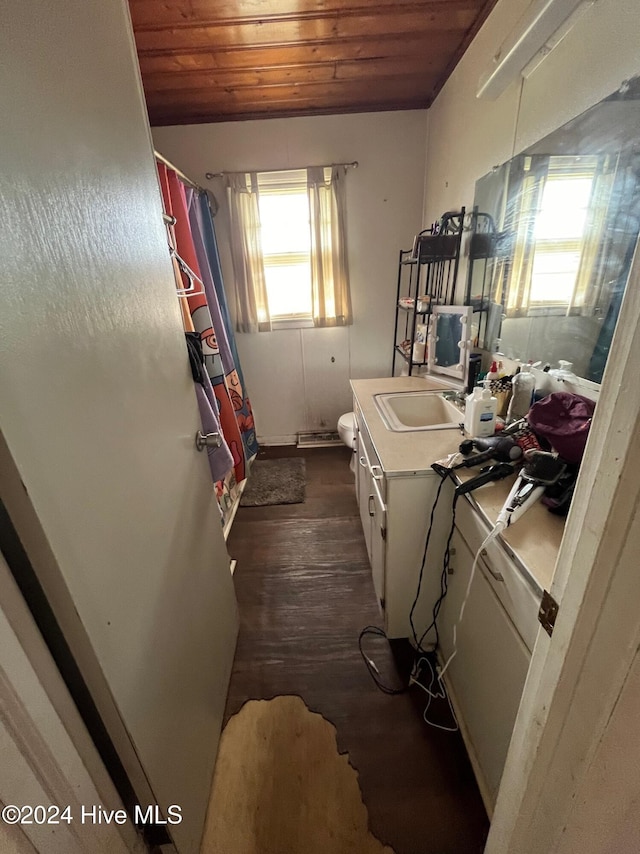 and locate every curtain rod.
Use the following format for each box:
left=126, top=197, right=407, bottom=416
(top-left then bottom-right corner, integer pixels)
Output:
left=154, top=150, right=205, bottom=193
left=204, top=161, right=359, bottom=180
